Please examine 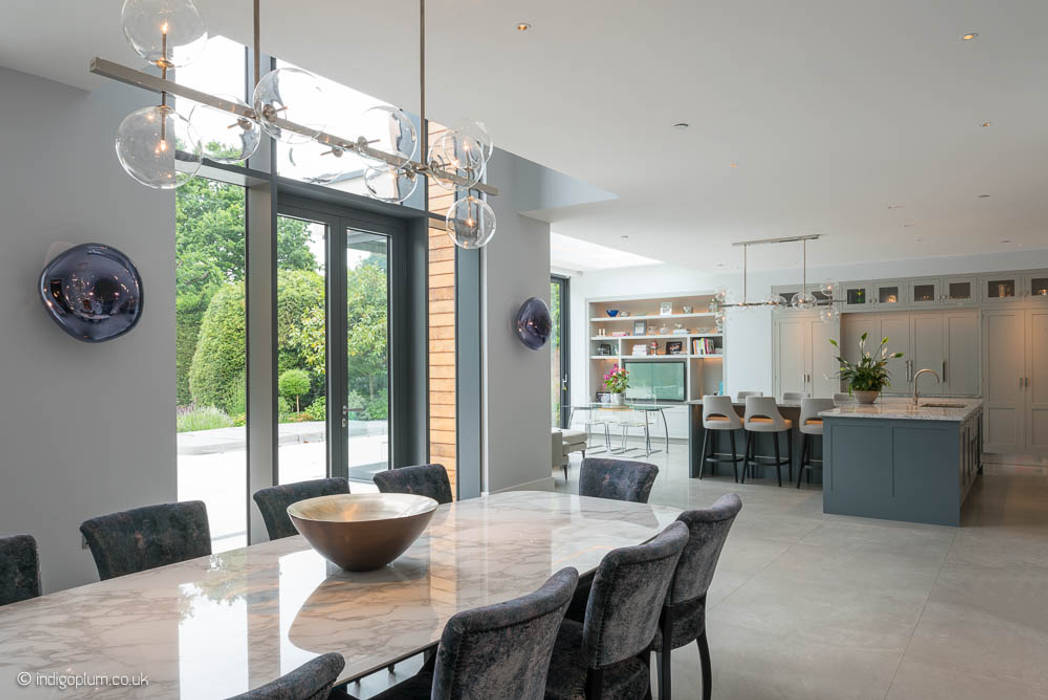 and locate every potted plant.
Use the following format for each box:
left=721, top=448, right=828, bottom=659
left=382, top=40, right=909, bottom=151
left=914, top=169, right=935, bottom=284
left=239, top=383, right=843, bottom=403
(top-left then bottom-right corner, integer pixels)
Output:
left=603, top=364, right=629, bottom=406
left=829, top=333, right=903, bottom=404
